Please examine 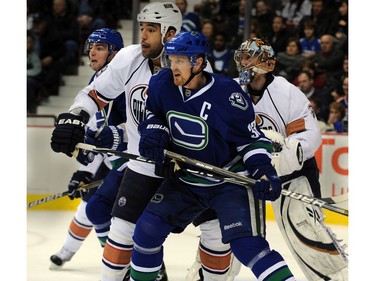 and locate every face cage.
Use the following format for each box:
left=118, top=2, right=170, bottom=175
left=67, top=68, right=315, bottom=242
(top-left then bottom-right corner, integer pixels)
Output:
left=234, top=50, right=265, bottom=84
